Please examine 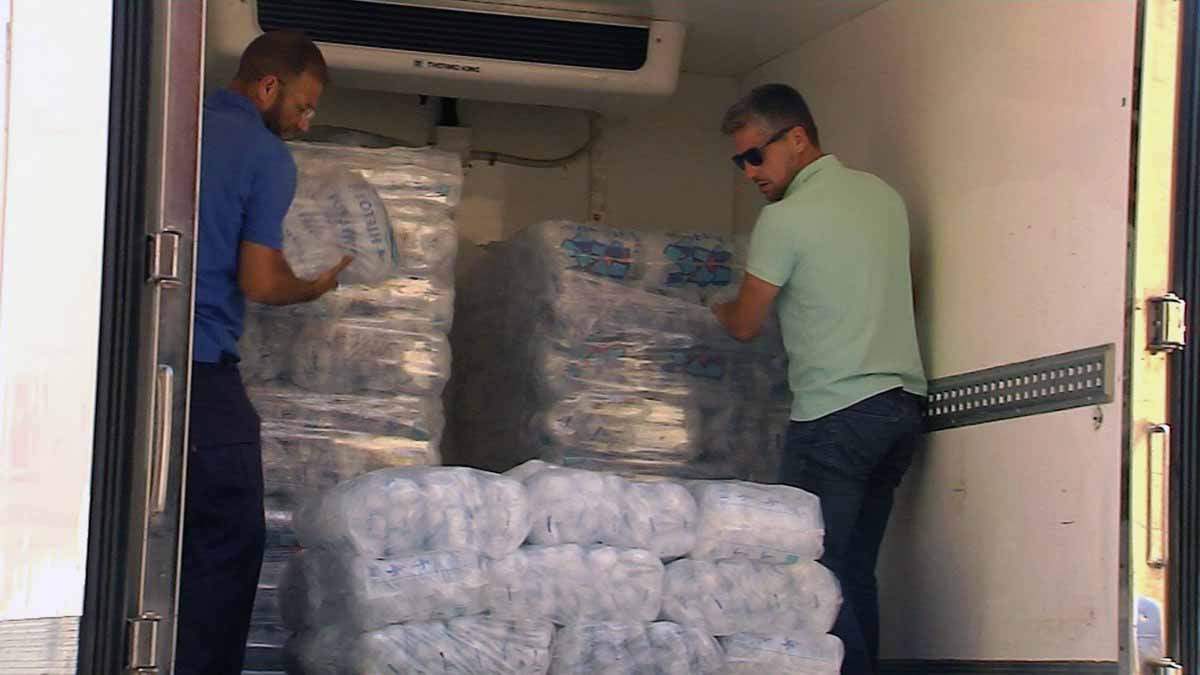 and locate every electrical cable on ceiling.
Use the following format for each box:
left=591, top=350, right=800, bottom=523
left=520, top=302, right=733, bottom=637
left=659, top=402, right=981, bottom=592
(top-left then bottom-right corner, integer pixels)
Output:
left=470, top=112, right=599, bottom=168
left=302, top=113, right=599, bottom=169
